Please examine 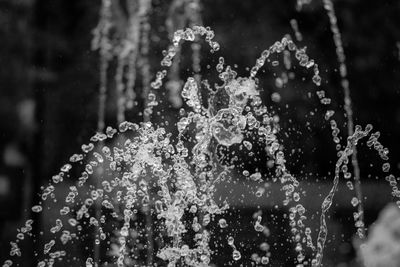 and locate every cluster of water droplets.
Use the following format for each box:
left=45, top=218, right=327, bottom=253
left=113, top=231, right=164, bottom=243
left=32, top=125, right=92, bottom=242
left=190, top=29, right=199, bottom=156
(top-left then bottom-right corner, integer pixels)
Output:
left=2, top=24, right=400, bottom=267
